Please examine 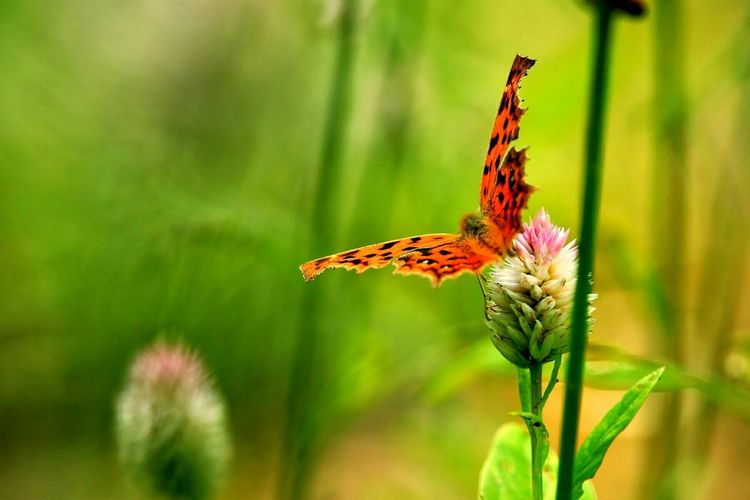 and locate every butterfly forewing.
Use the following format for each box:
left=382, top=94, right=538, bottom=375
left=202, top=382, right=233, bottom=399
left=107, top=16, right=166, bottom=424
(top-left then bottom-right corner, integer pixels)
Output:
left=300, top=234, right=456, bottom=282
left=480, top=55, right=535, bottom=221
left=393, top=239, right=496, bottom=286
